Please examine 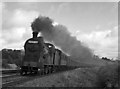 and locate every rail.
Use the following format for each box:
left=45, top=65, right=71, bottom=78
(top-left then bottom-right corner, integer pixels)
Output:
left=1, top=69, right=20, bottom=74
